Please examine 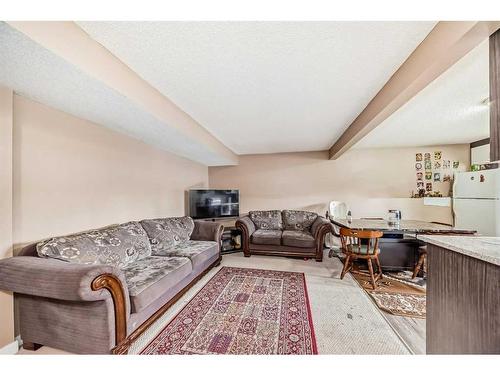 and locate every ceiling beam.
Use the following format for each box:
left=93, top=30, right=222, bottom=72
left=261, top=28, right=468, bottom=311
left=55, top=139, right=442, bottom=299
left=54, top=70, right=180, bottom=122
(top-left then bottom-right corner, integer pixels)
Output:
left=329, top=21, right=500, bottom=160
left=7, top=21, right=239, bottom=166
